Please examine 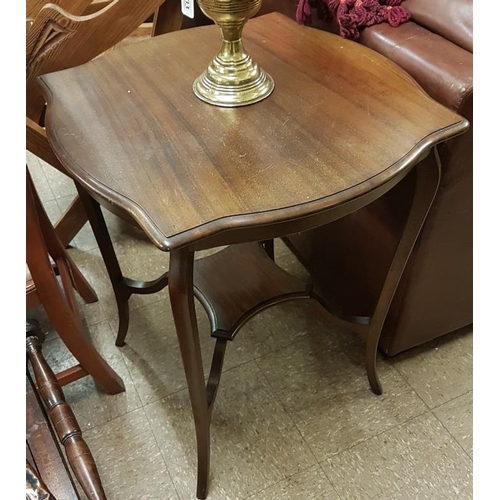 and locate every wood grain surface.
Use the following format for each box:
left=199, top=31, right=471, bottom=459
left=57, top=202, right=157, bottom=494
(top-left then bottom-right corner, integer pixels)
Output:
left=41, top=13, right=467, bottom=251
